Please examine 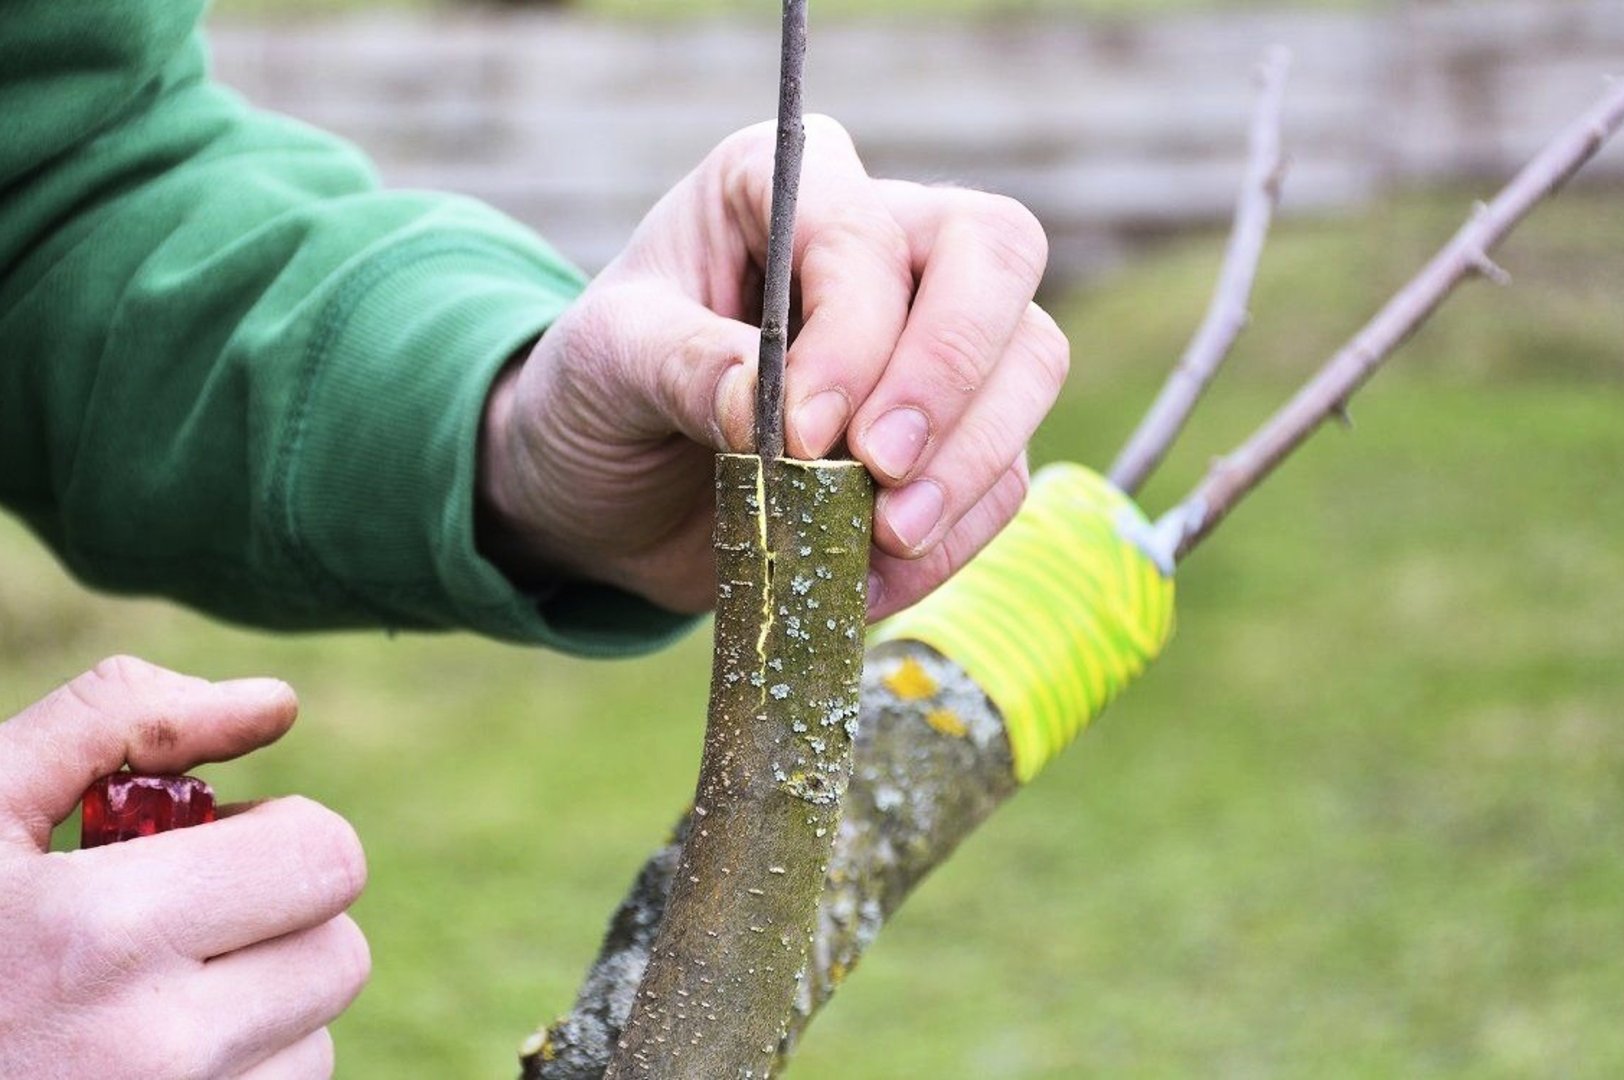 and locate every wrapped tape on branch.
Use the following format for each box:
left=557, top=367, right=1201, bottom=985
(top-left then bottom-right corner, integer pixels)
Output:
left=874, top=464, right=1175, bottom=783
